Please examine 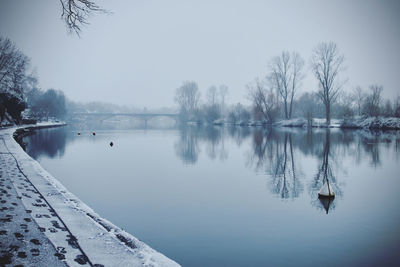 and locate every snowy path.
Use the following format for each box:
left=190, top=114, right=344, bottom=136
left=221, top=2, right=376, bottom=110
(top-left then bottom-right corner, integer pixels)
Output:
left=0, top=124, right=179, bottom=267
left=0, top=143, right=68, bottom=266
